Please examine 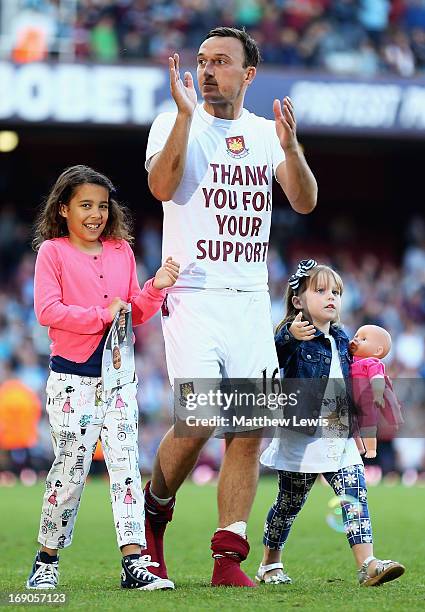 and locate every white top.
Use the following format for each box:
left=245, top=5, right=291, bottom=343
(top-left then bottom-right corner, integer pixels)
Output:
left=261, top=335, right=362, bottom=473
left=146, top=104, right=286, bottom=291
